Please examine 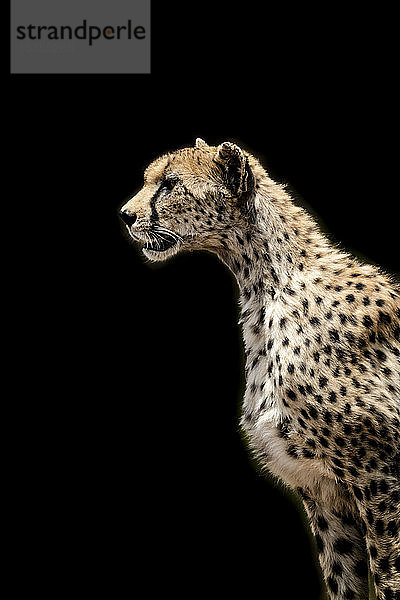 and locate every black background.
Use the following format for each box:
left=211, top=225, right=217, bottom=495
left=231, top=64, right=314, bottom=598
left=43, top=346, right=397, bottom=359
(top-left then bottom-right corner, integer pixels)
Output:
left=10, top=3, right=398, bottom=598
